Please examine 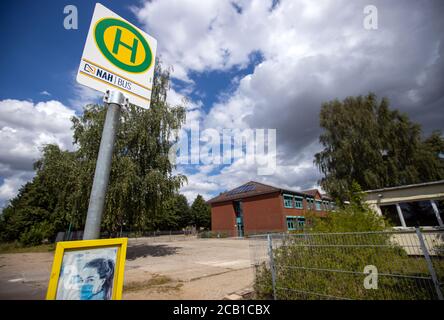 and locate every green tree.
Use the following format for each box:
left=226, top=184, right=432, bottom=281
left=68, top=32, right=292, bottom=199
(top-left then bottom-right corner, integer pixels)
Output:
left=306, top=182, right=387, bottom=232
left=190, top=194, right=211, bottom=229
left=175, top=194, right=192, bottom=229
left=0, top=61, right=188, bottom=244
left=0, top=145, right=79, bottom=244
left=157, top=193, right=190, bottom=230
left=71, top=62, right=187, bottom=234
left=314, top=93, right=444, bottom=201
